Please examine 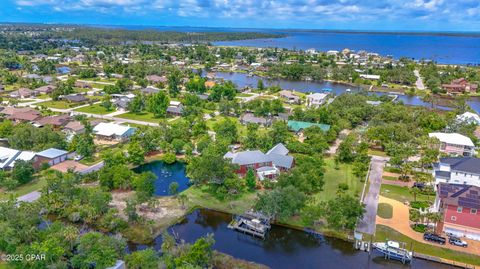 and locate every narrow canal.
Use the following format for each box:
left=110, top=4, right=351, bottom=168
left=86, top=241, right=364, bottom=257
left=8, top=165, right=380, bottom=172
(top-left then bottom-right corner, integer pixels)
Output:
left=212, top=71, right=480, bottom=113
left=129, top=209, right=455, bottom=269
